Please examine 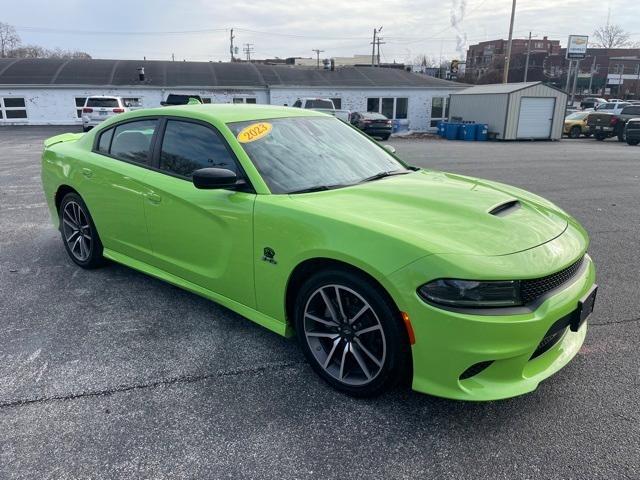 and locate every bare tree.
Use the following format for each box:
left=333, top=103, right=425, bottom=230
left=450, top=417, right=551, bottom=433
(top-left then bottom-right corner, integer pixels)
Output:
left=0, top=22, right=21, bottom=57
left=591, top=24, right=638, bottom=48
